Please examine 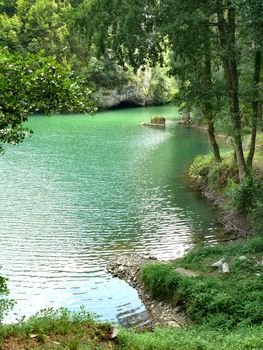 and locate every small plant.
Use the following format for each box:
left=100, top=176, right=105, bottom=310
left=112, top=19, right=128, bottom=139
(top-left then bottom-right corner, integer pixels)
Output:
left=141, top=264, right=182, bottom=301
left=189, top=154, right=214, bottom=178
left=0, top=274, right=15, bottom=323
left=150, top=116, right=166, bottom=125
left=247, top=235, right=263, bottom=253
